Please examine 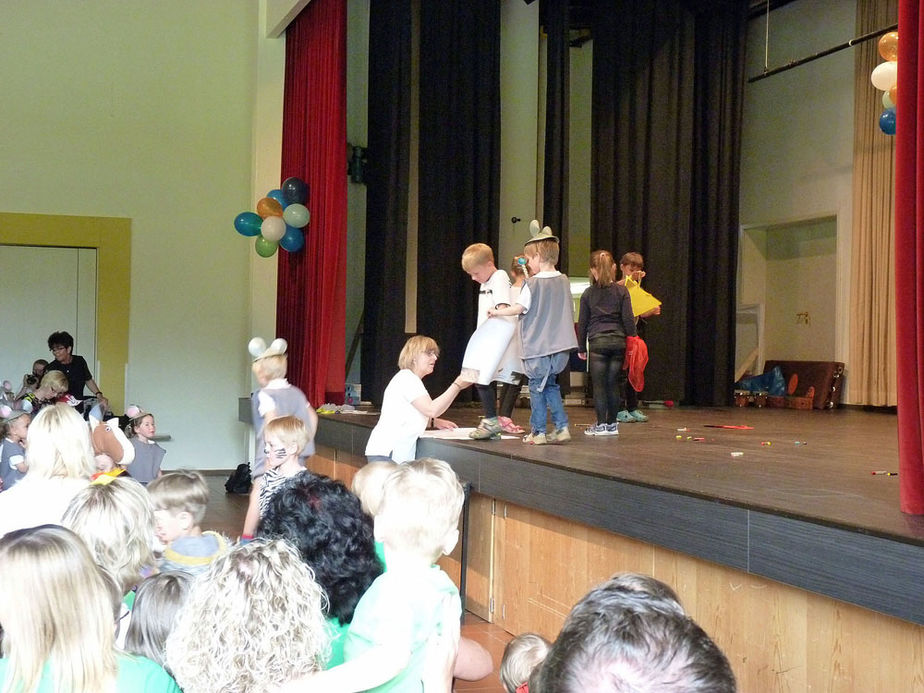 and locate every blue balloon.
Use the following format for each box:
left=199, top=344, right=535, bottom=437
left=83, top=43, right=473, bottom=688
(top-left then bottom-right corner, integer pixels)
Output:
left=880, top=108, right=896, bottom=136
left=267, top=188, right=288, bottom=208
left=280, top=225, right=305, bottom=252
left=234, top=211, right=263, bottom=237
